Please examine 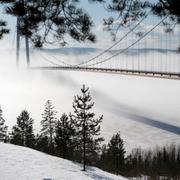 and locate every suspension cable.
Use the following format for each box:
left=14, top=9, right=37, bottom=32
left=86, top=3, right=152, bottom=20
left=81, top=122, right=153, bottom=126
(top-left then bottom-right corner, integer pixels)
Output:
left=74, top=10, right=152, bottom=67
left=87, top=16, right=168, bottom=67
left=43, top=52, right=72, bottom=66
left=45, top=10, right=152, bottom=67
left=37, top=50, right=62, bottom=66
